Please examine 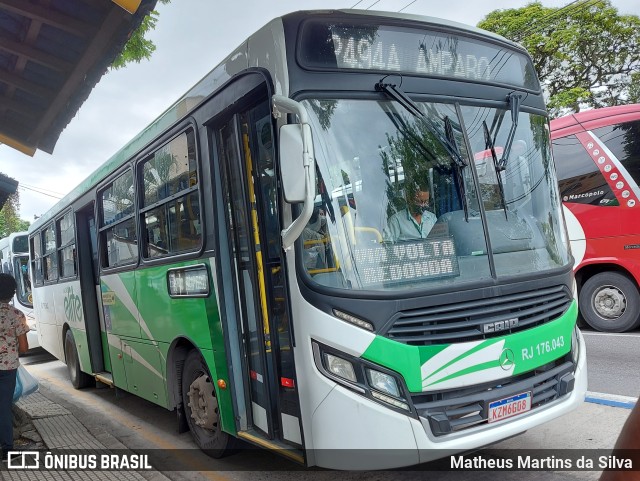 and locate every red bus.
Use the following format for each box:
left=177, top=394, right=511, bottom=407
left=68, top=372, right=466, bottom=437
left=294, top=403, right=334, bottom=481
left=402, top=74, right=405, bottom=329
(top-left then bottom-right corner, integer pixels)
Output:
left=551, top=104, right=640, bottom=332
